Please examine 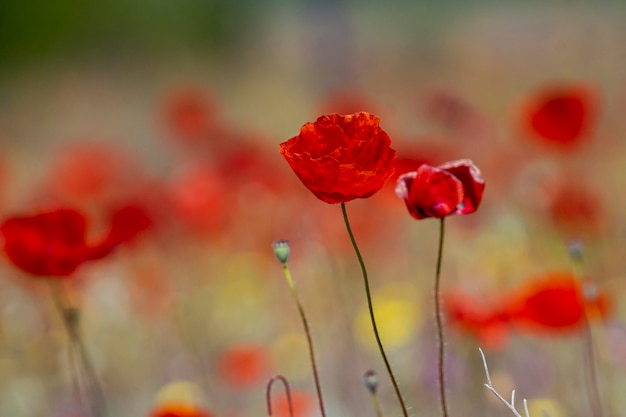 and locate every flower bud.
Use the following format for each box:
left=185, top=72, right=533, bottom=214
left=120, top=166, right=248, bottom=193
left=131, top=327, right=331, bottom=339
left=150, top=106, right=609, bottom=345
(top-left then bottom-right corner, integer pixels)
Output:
left=567, top=238, right=584, bottom=261
left=272, top=240, right=290, bottom=264
left=363, top=369, right=379, bottom=394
